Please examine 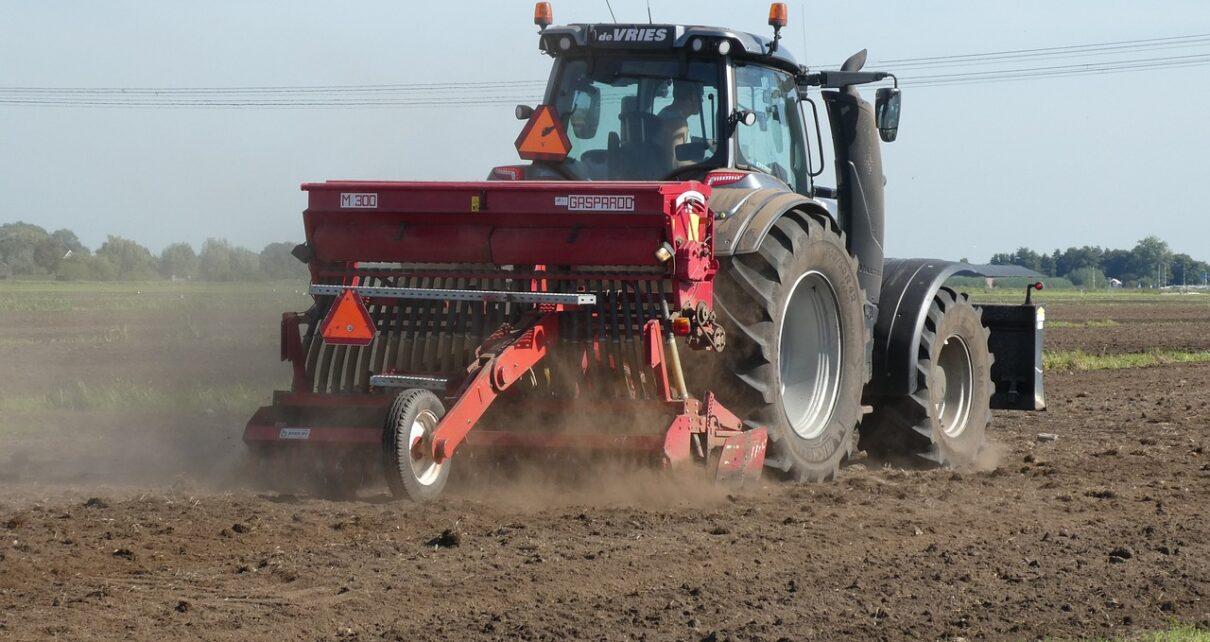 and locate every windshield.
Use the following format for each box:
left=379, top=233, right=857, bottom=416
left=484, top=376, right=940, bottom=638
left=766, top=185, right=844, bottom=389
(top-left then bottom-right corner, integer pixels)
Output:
left=548, top=56, right=724, bottom=180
